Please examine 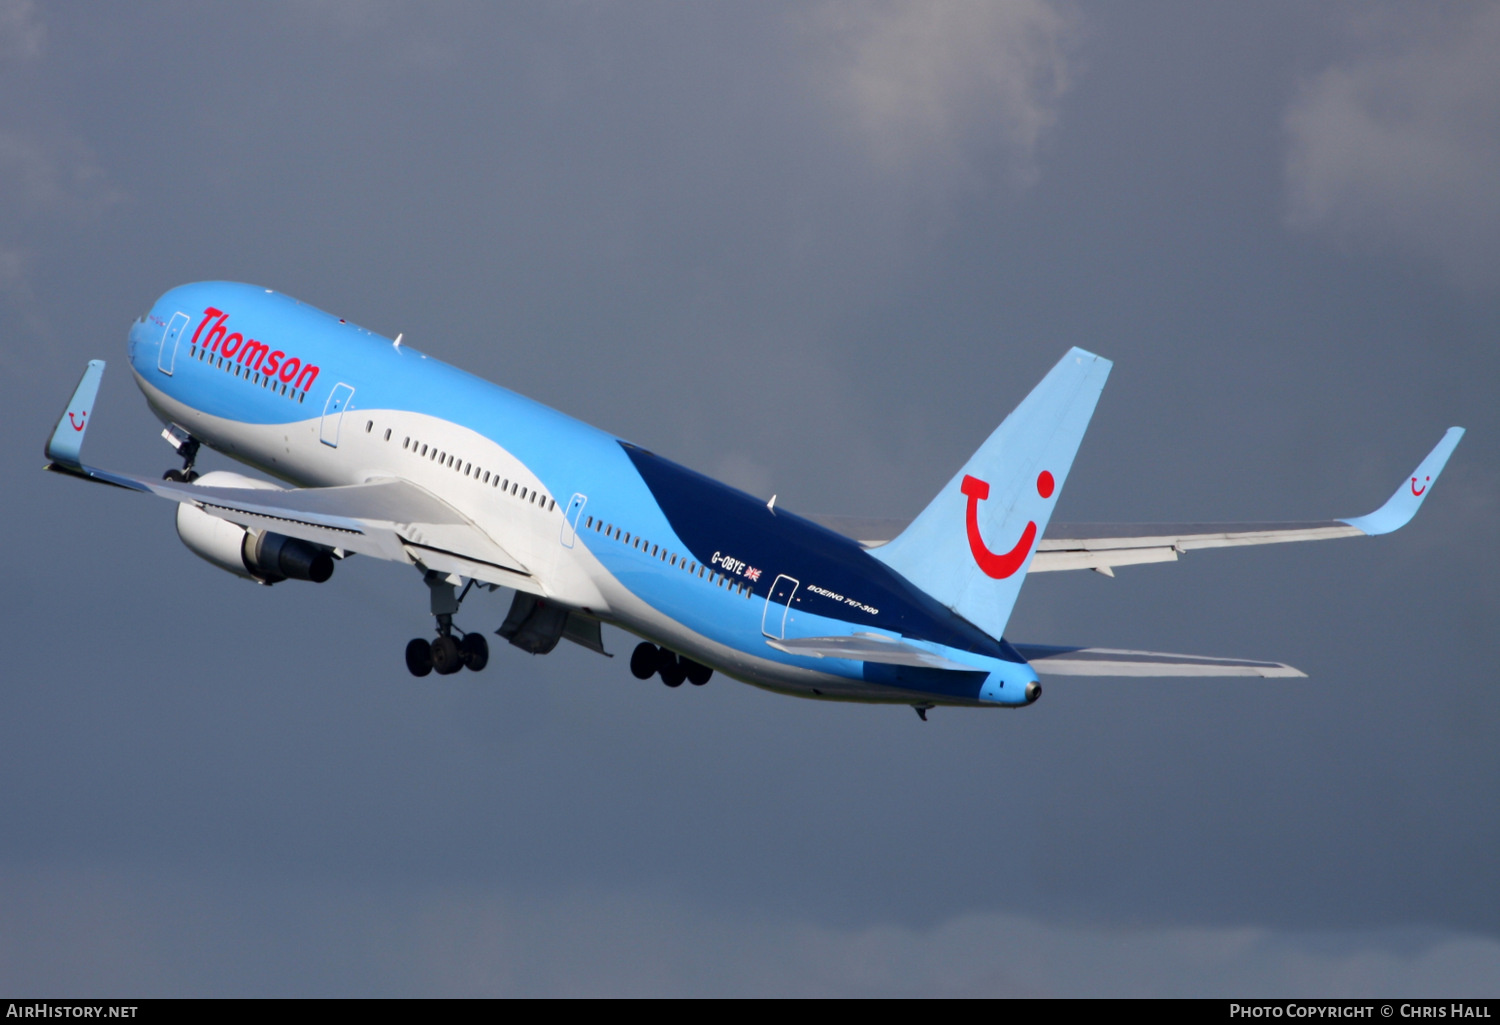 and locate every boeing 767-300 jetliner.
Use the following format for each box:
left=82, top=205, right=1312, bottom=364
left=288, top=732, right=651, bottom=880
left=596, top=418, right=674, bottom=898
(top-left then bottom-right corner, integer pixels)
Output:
left=45, top=283, right=1464, bottom=718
